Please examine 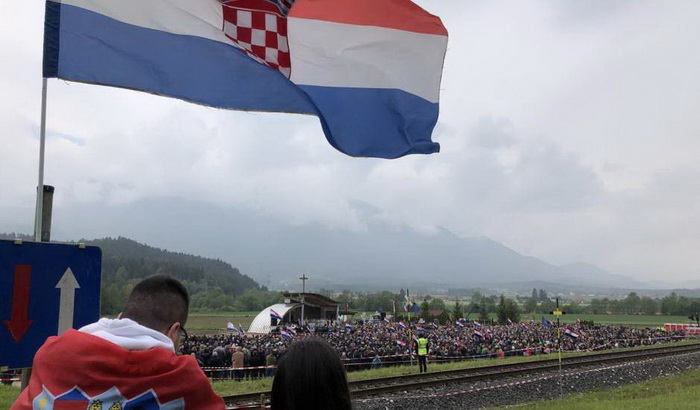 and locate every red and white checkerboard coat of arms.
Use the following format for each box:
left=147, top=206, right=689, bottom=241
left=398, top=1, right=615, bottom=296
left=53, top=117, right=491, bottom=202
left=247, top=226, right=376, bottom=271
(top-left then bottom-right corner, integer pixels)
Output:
left=221, top=0, right=295, bottom=78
